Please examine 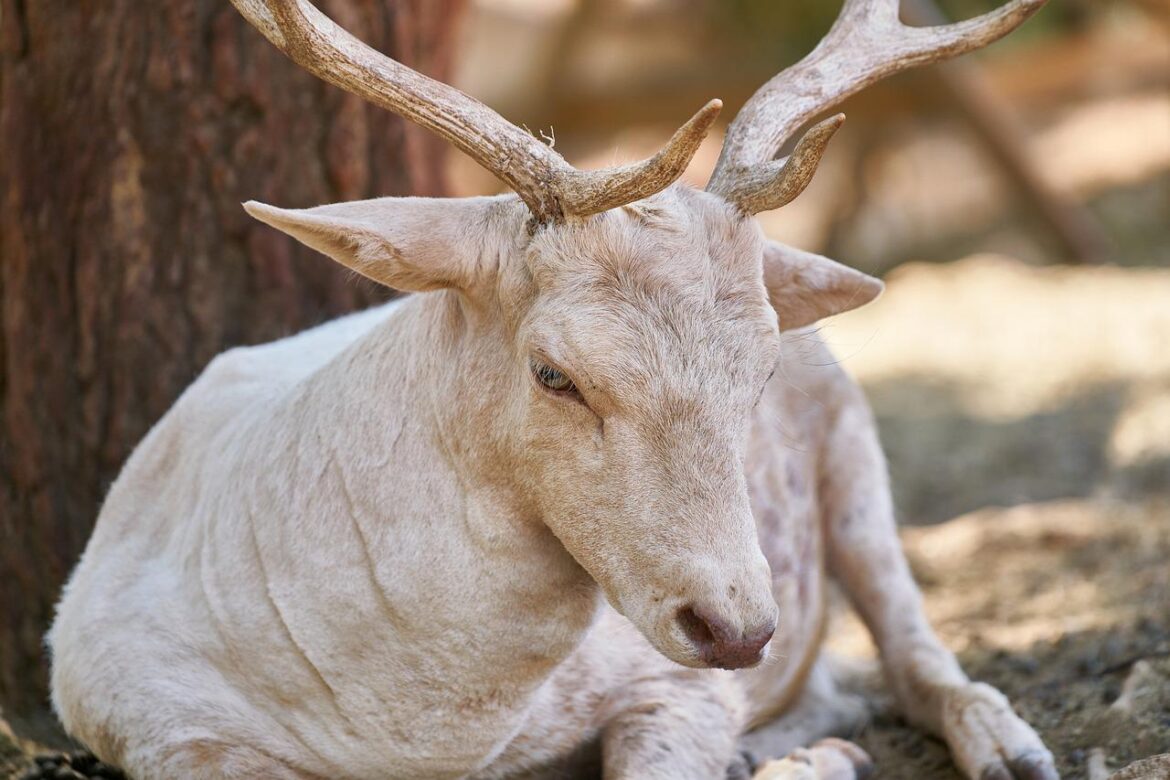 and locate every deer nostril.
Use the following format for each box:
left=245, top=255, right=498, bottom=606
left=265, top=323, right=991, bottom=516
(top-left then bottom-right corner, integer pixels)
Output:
left=677, top=605, right=716, bottom=650
left=676, top=603, right=774, bottom=670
